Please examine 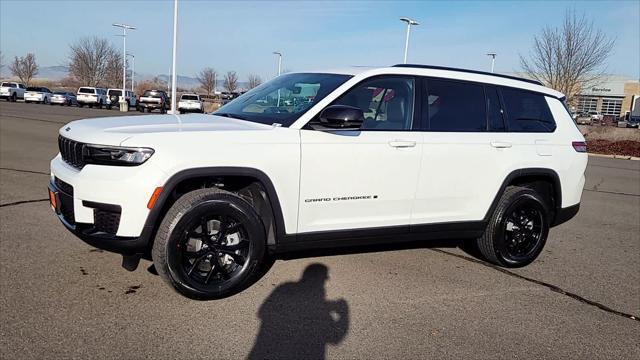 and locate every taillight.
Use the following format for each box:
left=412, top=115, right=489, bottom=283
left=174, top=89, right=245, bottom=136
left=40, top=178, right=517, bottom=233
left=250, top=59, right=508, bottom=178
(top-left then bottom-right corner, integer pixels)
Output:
left=572, top=141, right=587, bottom=153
